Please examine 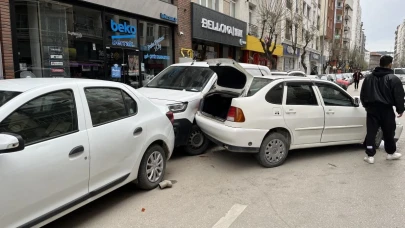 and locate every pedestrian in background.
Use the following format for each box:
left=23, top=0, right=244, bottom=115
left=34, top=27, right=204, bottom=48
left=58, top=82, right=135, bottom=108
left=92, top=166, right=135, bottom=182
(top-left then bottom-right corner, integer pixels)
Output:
left=353, top=69, right=362, bottom=90
left=360, top=55, right=404, bottom=164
